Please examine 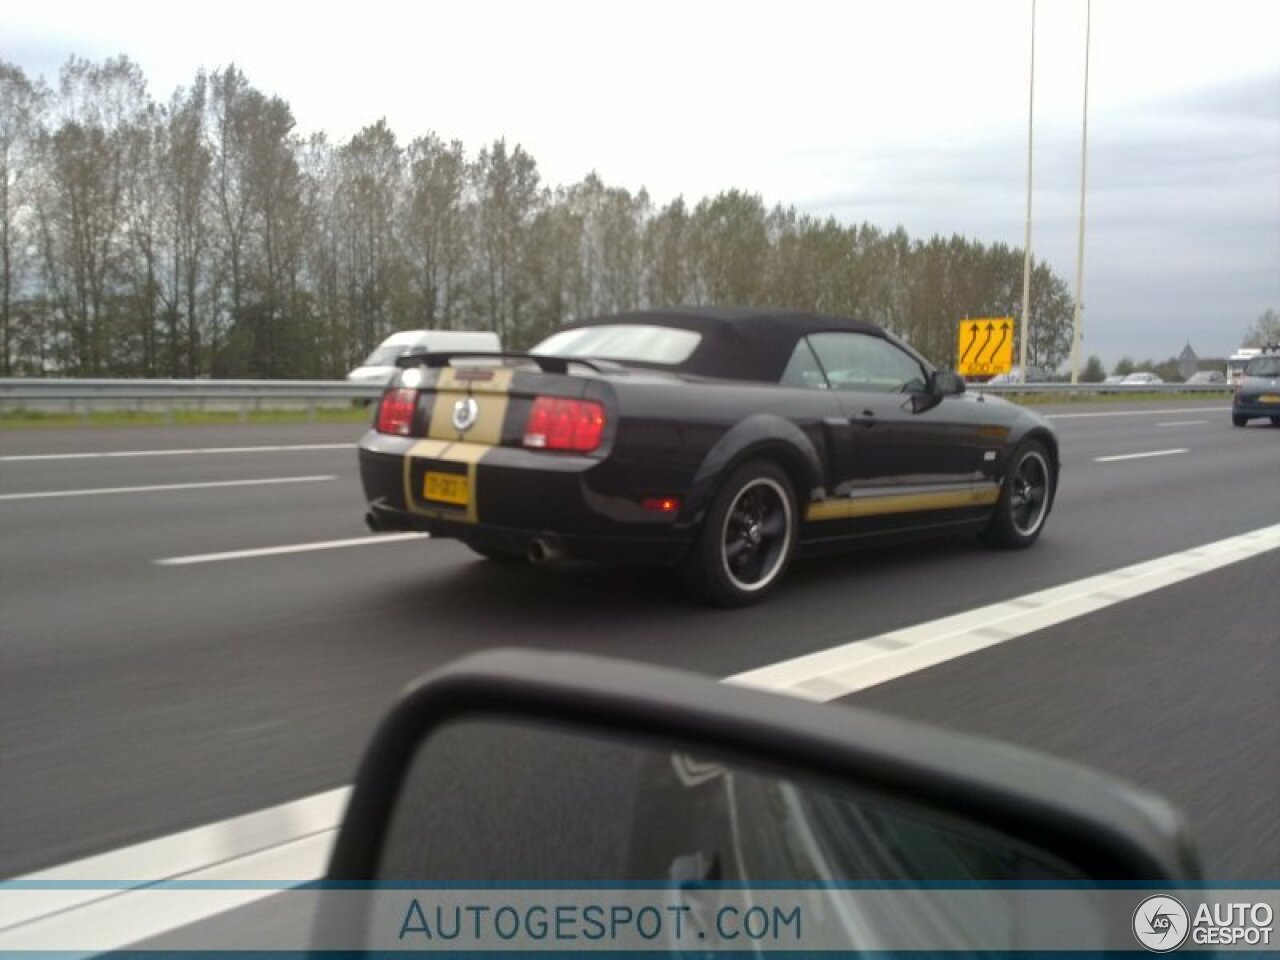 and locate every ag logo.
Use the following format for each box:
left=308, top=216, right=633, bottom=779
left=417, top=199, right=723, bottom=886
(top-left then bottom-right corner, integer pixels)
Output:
left=1133, top=895, right=1190, bottom=952
left=452, top=396, right=479, bottom=433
